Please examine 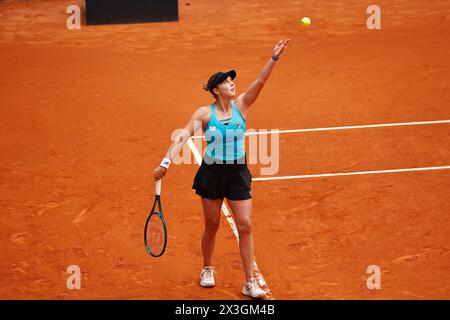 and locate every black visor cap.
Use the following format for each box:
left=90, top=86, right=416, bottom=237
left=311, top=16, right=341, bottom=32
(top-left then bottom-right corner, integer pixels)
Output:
left=207, top=70, right=236, bottom=94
